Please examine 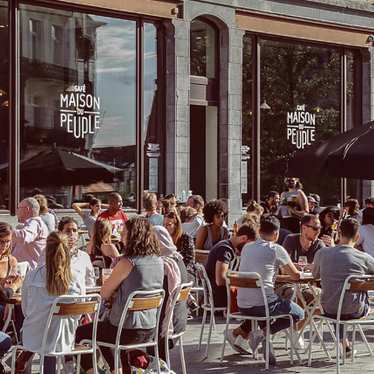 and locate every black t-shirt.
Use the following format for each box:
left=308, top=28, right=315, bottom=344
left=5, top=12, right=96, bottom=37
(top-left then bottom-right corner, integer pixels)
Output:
left=282, top=233, right=325, bottom=263
left=205, top=239, right=235, bottom=307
